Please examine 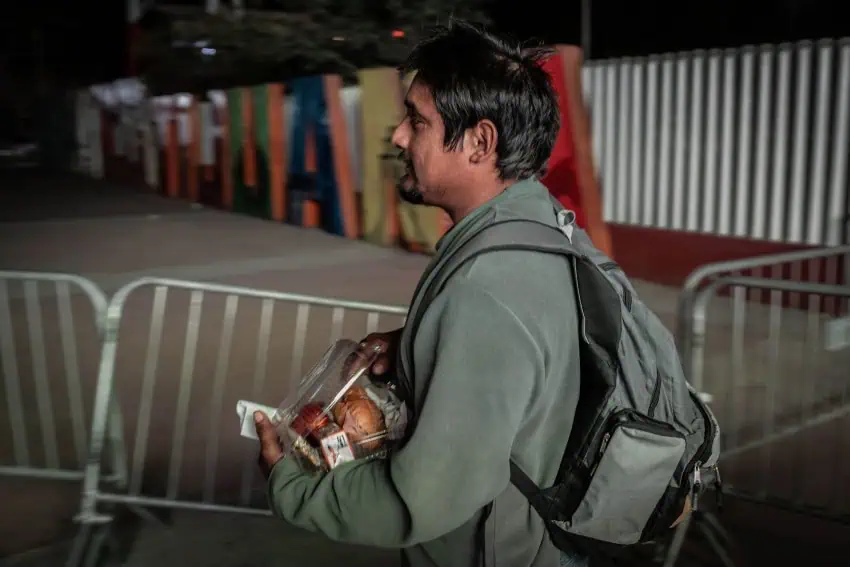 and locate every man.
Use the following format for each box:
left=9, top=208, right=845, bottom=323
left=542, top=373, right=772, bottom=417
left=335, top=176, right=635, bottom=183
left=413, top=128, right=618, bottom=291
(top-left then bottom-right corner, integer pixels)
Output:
left=254, top=20, right=585, bottom=567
